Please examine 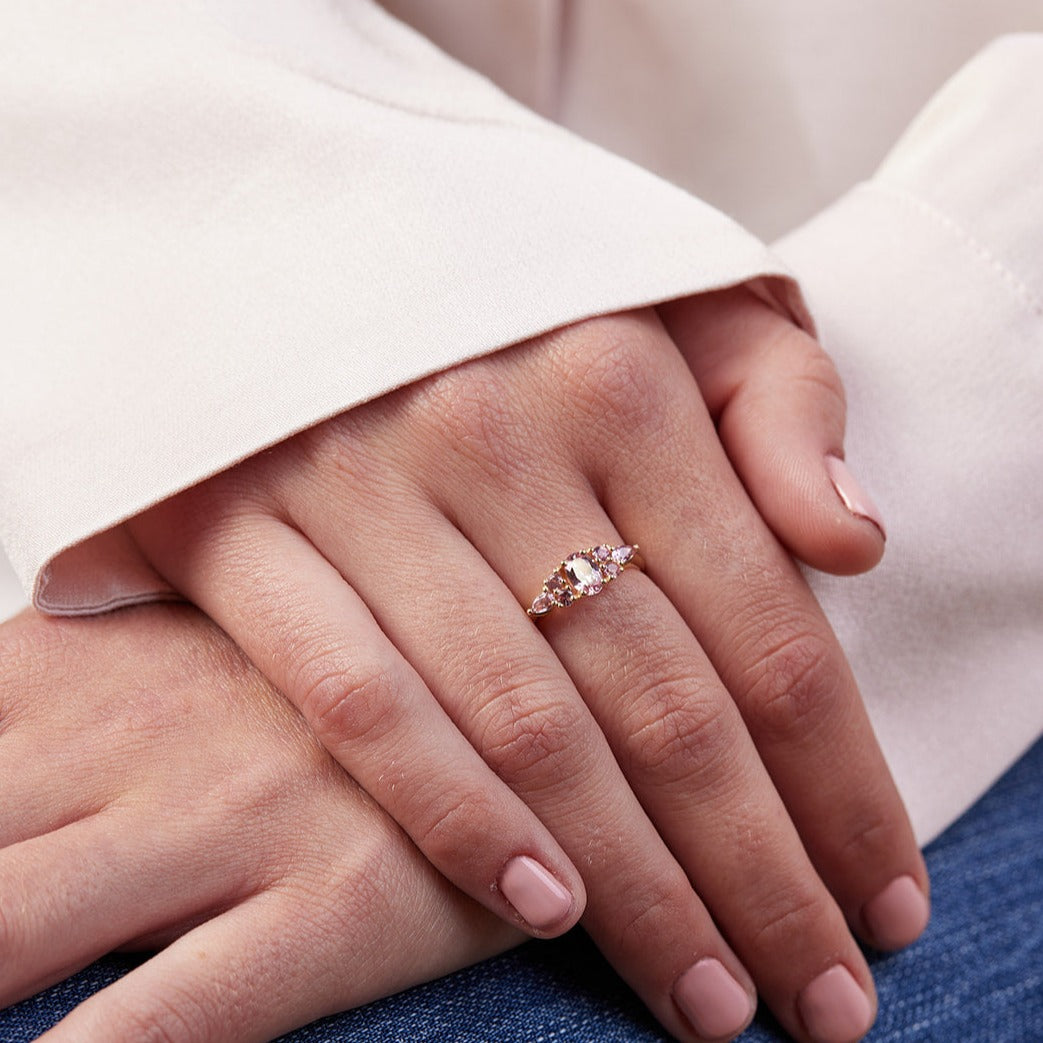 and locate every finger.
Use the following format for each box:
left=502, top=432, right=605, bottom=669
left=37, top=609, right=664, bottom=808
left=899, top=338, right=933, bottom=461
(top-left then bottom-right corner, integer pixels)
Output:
left=0, top=810, right=246, bottom=1009
left=420, top=441, right=877, bottom=1042
left=587, top=312, right=929, bottom=952
left=130, top=502, right=585, bottom=939
left=278, top=463, right=759, bottom=1041
left=0, top=750, right=108, bottom=848
left=38, top=900, right=293, bottom=1043
left=0, top=618, right=98, bottom=848
left=0, top=720, right=127, bottom=850
left=541, top=575, right=880, bottom=1043
left=660, top=288, right=886, bottom=576
left=39, top=870, right=513, bottom=1043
